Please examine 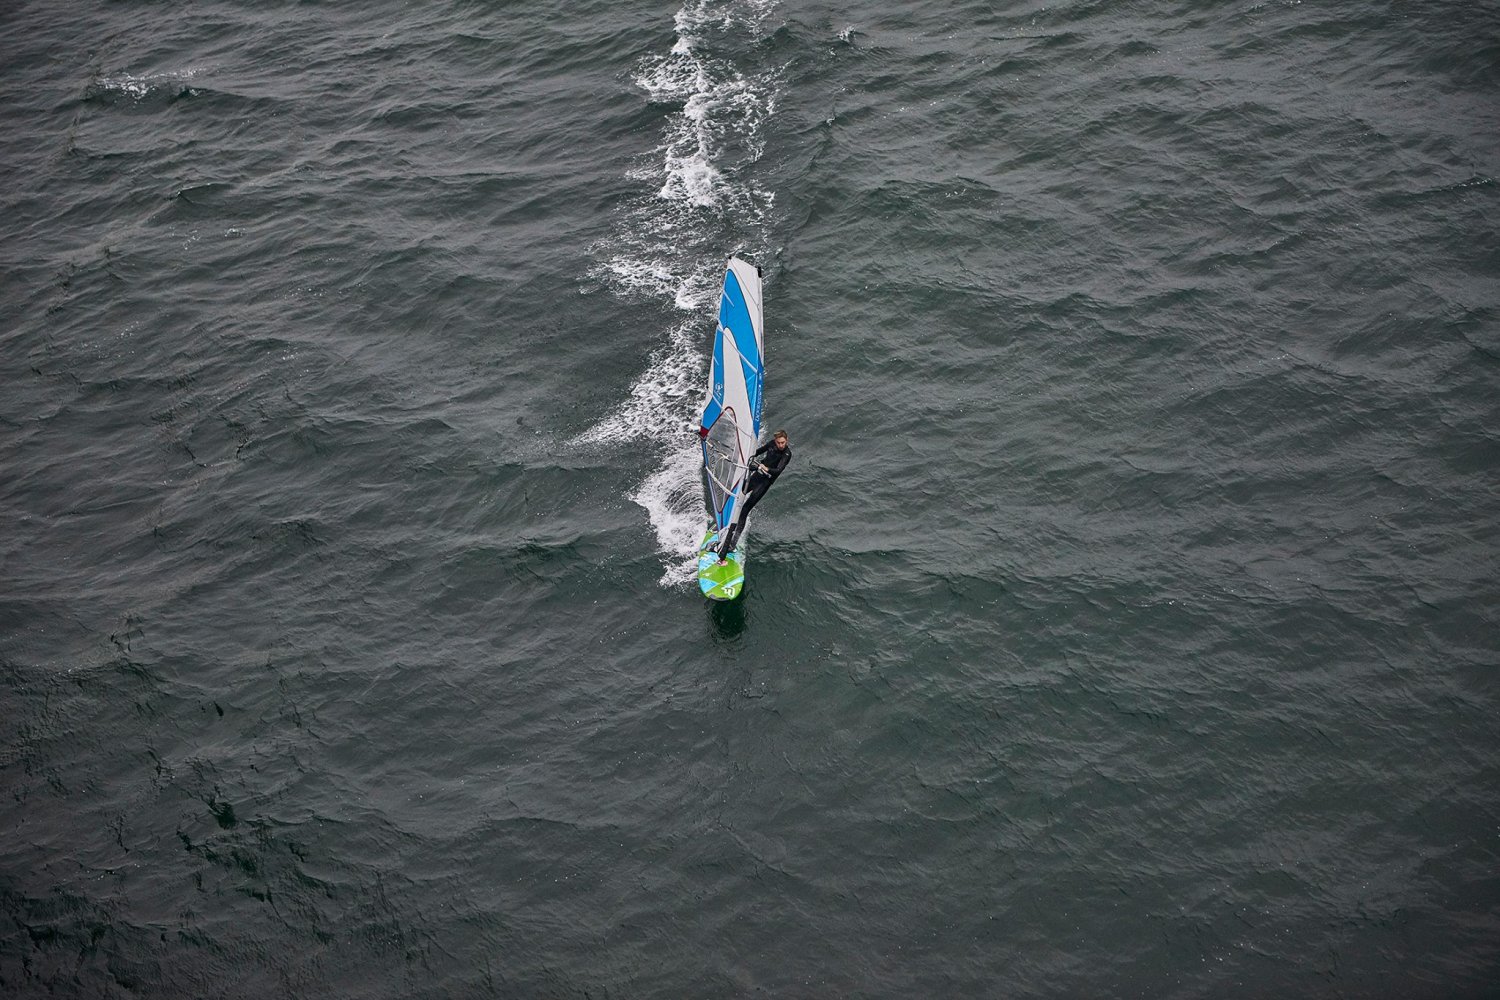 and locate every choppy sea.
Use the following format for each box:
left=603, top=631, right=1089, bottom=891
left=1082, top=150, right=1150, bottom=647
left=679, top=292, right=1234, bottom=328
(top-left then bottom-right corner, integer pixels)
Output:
left=2, top=0, right=1497, bottom=996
